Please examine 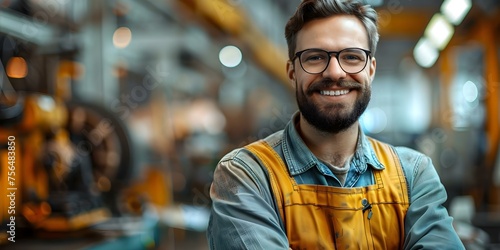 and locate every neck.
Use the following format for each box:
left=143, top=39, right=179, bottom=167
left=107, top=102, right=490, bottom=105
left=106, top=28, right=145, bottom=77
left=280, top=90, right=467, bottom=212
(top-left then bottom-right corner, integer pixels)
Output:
left=297, top=114, right=359, bottom=166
